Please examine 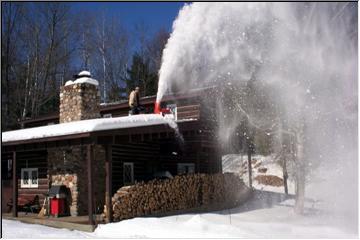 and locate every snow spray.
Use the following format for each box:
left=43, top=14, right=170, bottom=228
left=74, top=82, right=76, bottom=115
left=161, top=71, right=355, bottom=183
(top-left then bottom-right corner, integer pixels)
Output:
left=156, top=2, right=357, bottom=233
